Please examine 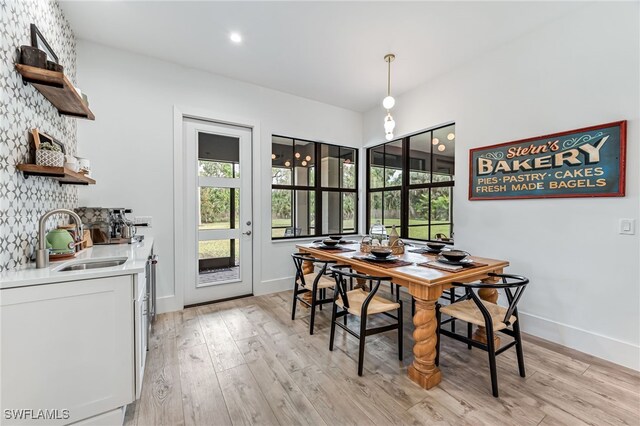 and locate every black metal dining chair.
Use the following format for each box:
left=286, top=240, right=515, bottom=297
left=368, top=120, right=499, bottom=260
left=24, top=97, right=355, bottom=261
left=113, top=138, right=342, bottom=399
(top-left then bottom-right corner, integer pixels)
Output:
left=329, top=265, right=403, bottom=376
left=291, top=253, right=336, bottom=335
left=436, top=273, right=529, bottom=397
